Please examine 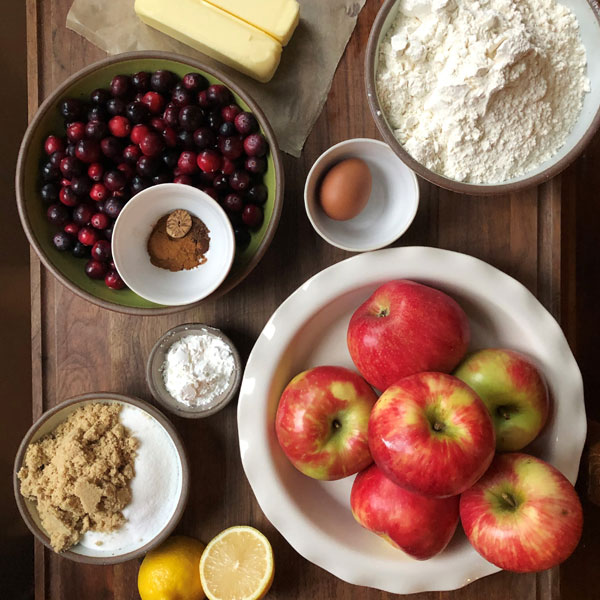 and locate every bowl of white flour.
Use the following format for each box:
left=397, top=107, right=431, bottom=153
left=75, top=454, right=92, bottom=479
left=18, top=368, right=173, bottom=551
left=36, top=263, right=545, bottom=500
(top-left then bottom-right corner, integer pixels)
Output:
left=366, top=0, right=600, bottom=193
